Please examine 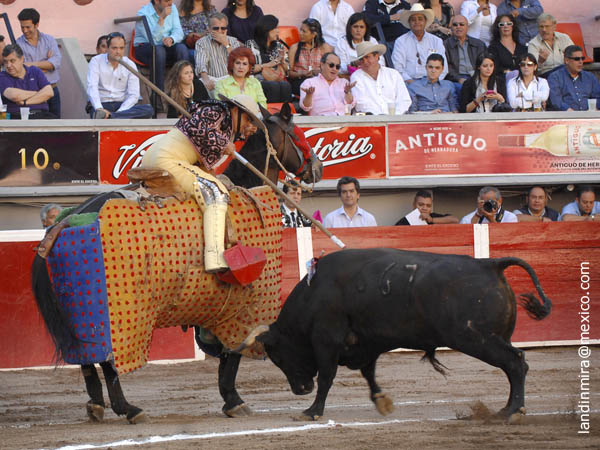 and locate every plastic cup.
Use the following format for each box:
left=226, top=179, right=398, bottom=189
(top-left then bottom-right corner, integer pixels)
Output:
left=20, top=107, right=30, bottom=120
left=0, top=104, right=6, bottom=120
left=532, top=98, right=543, bottom=112
left=387, top=102, right=396, bottom=115
left=588, top=99, right=597, bottom=111
left=344, top=104, right=352, bottom=115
